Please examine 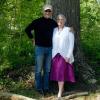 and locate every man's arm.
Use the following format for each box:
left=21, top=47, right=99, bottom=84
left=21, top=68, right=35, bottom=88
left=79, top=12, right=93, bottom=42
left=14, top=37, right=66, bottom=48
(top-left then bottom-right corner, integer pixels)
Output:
left=25, top=21, right=35, bottom=39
